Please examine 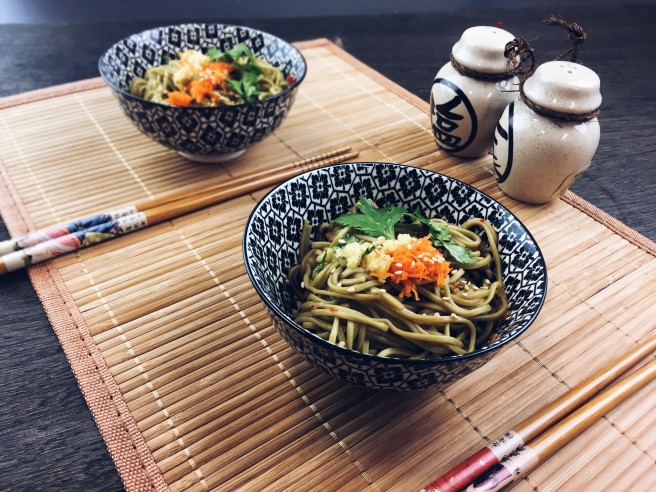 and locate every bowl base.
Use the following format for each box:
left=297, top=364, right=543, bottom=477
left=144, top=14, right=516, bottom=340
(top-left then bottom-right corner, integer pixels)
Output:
left=178, top=149, right=246, bottom=164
